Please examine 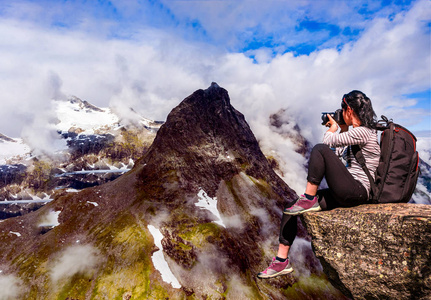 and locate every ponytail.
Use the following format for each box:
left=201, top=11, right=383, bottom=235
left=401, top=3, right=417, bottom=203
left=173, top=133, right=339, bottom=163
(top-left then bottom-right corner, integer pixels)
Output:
left=341, top=90, right=377, bottom=129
